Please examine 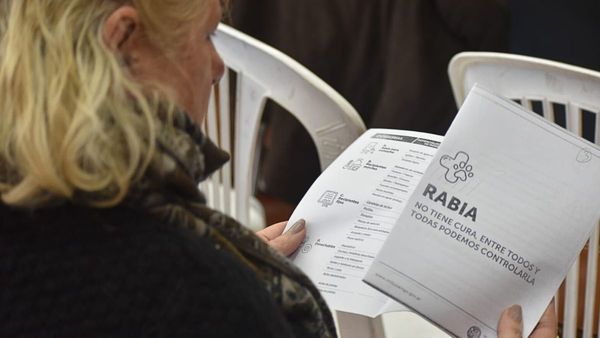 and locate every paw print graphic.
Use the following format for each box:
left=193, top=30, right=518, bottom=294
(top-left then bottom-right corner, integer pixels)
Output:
left=576, top=148, right=592, bottom=163
left=440, top=151, right=474, bottom=183
left=467, top=326, right=481, bottom=338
